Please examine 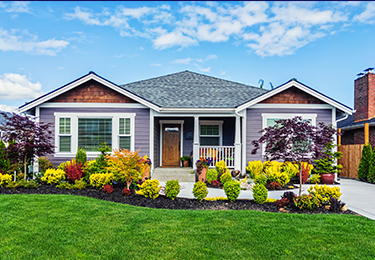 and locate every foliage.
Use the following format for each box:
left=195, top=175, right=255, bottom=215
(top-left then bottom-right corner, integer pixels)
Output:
left=89, top=173, right=115, bottom=189
left=193, top=181, right=208, bottom=202
left=56, top=181, right=73, bottom=190
left=122, top=188, right=131, bottom=196
left=0, top=173, right=12, bottom=187
left=5, top=181, right=20, bottom=190
left=0, top=140, right=10, bottom=174
left=179, top=156, right=191, bottom=161
left=358, top=144, right=372, bottom=182
left=103, top=184, right=114, bottom=194
left=267, top=170, right=290, bottom=187
left=368, top=147, right=375, bottom=183
left=41, top=169, right=66, bottom=184
left=282, top=191, right=296, bottom=206
left=206, top=169, right=218, bottom=183
left=282, top=162, right=299, bottom=179
left=205, top=196, right=227, bottom=201
left=223, top=180, right=240, bottom=202
left=246, top=160, right=264, bottom=179
left=17, top=179, right=40, bottom=189
left=65, top=160, right=84, bottom=183
left=215, top=160, right=228, bottom=174
left=58, top=159, right=76, bottom=172
left=268, top=182, right=281, bottom=190
left=82, top=143, right=111, bottom=182
left=72, top=179, right=87, bottom=190
left=253, top=184, right=268, bottom=204
left=105, top=149, right=146, bottom=188
left=314, top=143, right=342, bottom=175
left=329, top=197, right=346, bottom=213
left=264, top=160, right=282, bottom=175
left=254, top=174, right=267, bottom=186
left=309, top=174, right=321, bottom=184
left=300, top=163, right=309, bottom=184
left=38, top=156, right=54, bottom=174
left=75, top=148, right=87, bottom=166
left=136, top=179, right=161, bottom=199
left=165, top=179, right=180, bottom=200
left=308, top=184, right=342, bottom=205
left=294, top=194, right=320, bottom=210
left=276, top=198, right=290, bottom=207
left=220, top=170, right=232, bottom=185
left=0, top=112, right=54, bottom=179
left=210, top=180, right=221, bottom=187
left=265, top=198, right=277, bottom=203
